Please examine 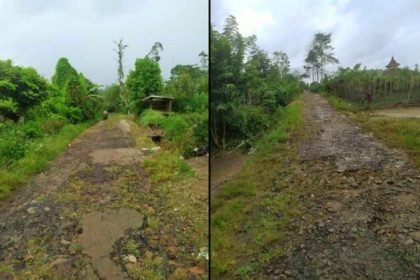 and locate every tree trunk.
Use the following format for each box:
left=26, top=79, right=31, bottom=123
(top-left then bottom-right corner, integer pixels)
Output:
left=210, top=116, right=221, bottom=149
